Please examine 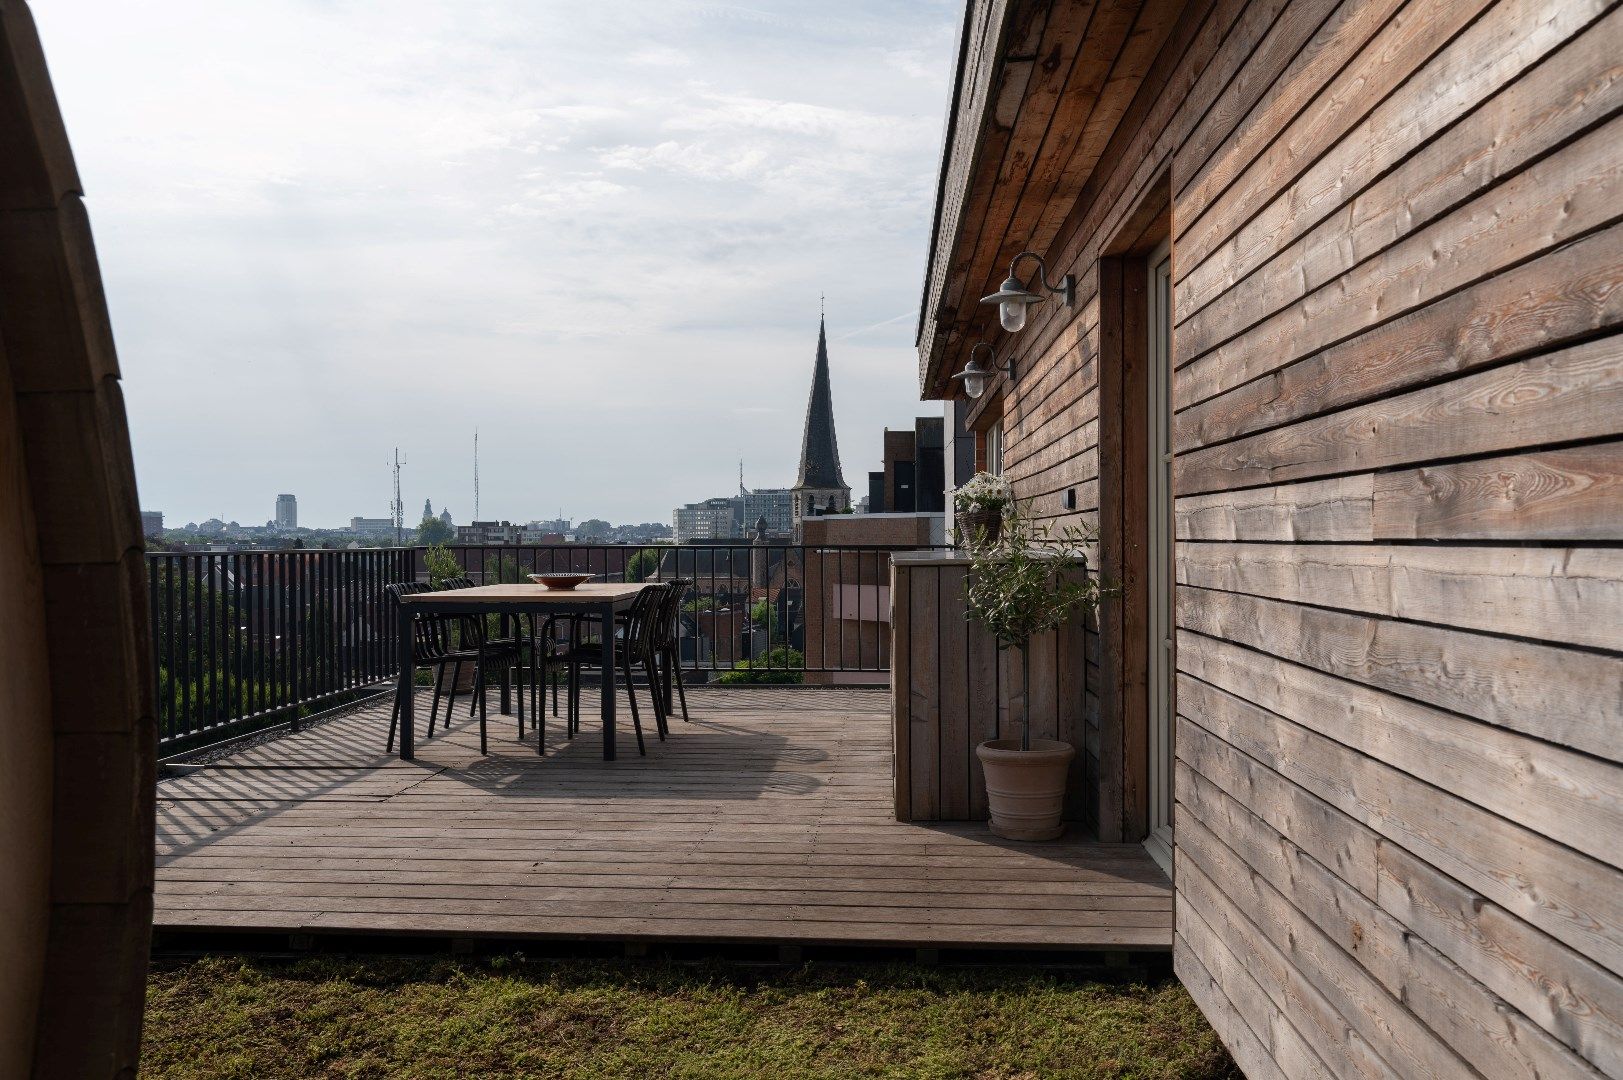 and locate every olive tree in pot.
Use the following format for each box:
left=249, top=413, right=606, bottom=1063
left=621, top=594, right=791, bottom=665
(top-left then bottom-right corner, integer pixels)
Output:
left=967, top=507, right=1110, bottom=840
